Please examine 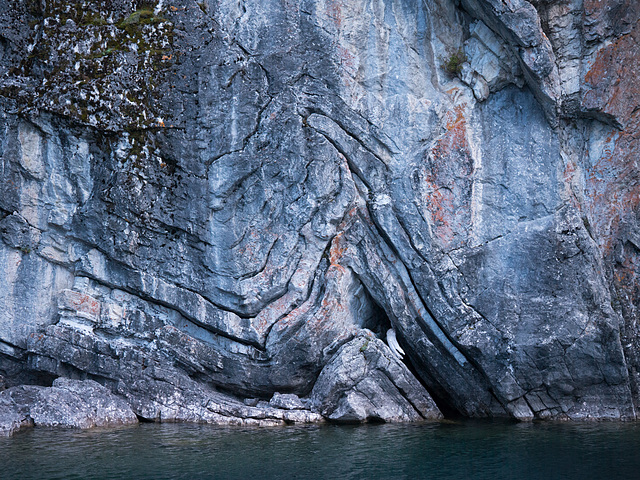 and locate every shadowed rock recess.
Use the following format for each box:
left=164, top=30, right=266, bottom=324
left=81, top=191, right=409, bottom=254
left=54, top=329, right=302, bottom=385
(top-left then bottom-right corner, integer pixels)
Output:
left=0, top=0, right=639, bottom=434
